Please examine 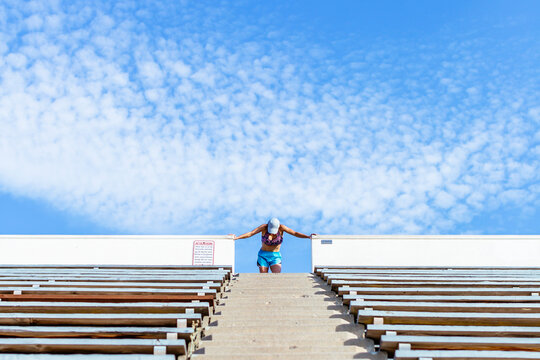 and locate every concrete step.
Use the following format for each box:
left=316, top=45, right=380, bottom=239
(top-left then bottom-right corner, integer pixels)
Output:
left=234, top=273, right=316, bottom=277
left=203, top=325, right=362, bottom=344
left=231, top=277, right=320, bottom=280
left=216, top=301, right=343, bottom=308
left=228, top=286, right=325, bottom=290
left=211, top=312, right=353, bottom=319
left=197, top=339, right=368, bottom=349
left=213, top=309, right=348, bottom=316
left=191, top=353, right=383, bottom=360
left=220, top=292, right=335, bottom=297
left=198, top=336, right=366, bottom=347
left=194, top=344, right=368, bottom=354
left=208, top=318, right=353, bottom=327
left=226, top=289, right=334, bottom=293
left=232, top=278, right=320, bottom=281
left=220, top=293, right=339, bottom=299
left=216, top=299, right=342, bottom=305
left=217, top=299, right=341, bottom=304
left=195, top=273, right=383, bottom=360
left=203, top=325, right=364, bottom=337
left=218, top=297, right=341, bottom=303
left=204, top=323, right=364, bottom=341
left=214, top=305, right=347, bottom=312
